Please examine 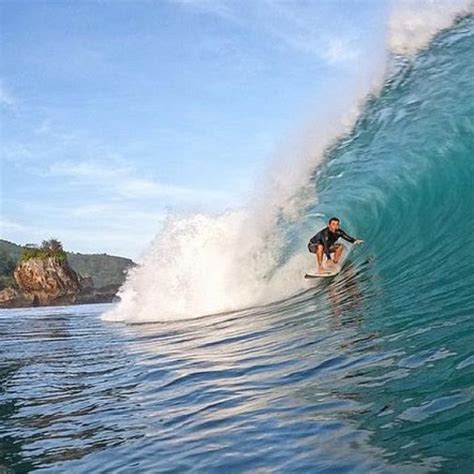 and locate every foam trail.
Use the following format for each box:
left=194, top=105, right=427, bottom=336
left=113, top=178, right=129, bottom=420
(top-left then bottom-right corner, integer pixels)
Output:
left=103, top=2, right=471, bottom=322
